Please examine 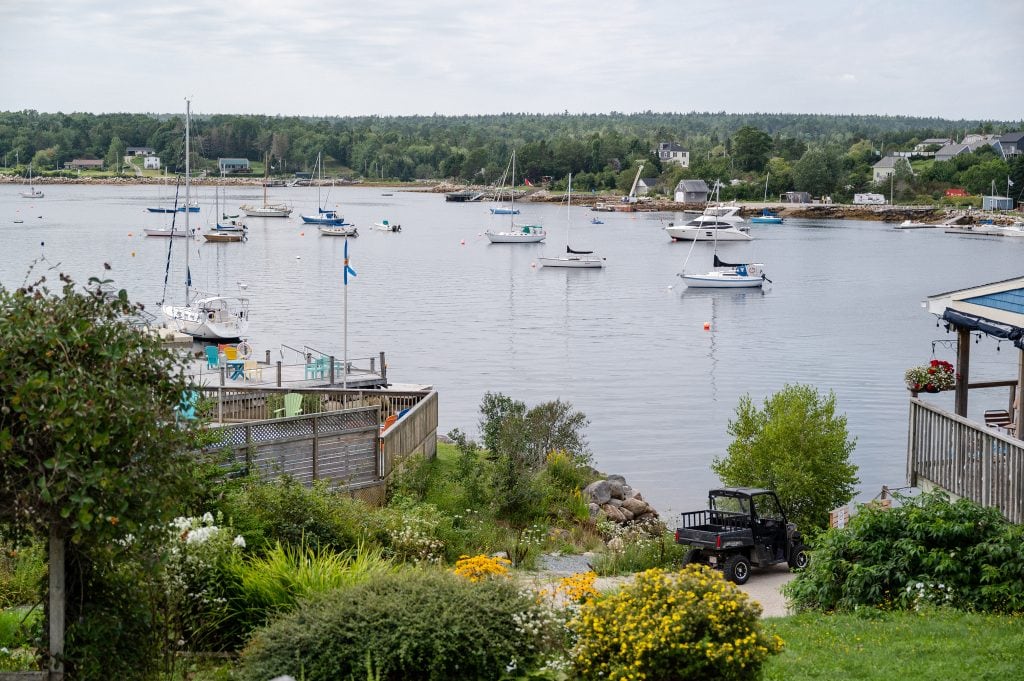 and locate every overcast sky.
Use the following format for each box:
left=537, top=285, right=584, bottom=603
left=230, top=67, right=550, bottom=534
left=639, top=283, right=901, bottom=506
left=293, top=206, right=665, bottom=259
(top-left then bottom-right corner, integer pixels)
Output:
left=1, top=1, right=1020, bottom=121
